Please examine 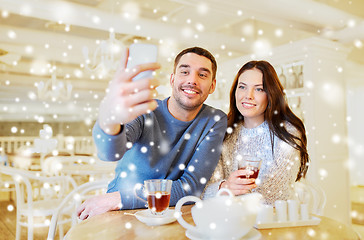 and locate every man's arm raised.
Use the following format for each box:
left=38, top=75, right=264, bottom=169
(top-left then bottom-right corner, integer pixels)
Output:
left=98, top=48, right=160, bottom=135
